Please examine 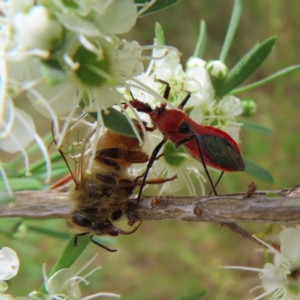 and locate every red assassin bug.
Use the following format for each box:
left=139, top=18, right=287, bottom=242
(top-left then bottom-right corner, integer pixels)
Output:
left=129, top=79, right=245, bottom=200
